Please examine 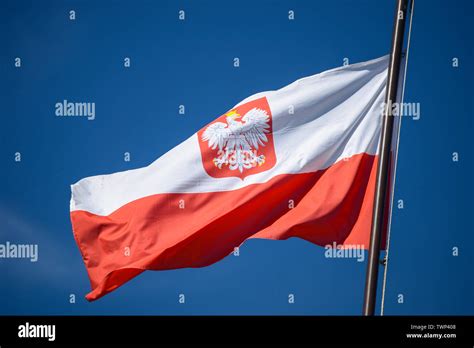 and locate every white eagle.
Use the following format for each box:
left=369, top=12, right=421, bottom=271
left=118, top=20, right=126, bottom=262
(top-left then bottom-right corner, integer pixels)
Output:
left=202, top=108, right=270, bottom=172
